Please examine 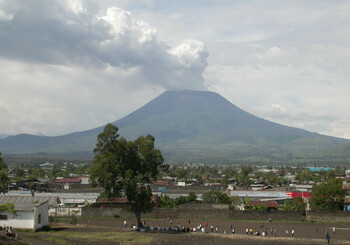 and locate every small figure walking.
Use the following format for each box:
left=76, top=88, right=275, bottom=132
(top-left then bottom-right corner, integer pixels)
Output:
left=291, top=229, right=295, bottom=237
left=210, top=225, right=214, bottom=232
left=286, top=229, right=289, bottom=235
left=215, top=226, right=218, bottom=233
left=170, top=219, right=172, bottom=226
left=124, top=220, right=127, bottom=229
left=332, top=226, right=336, bottom=235
left=326, top=233, right=330, bottom=244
